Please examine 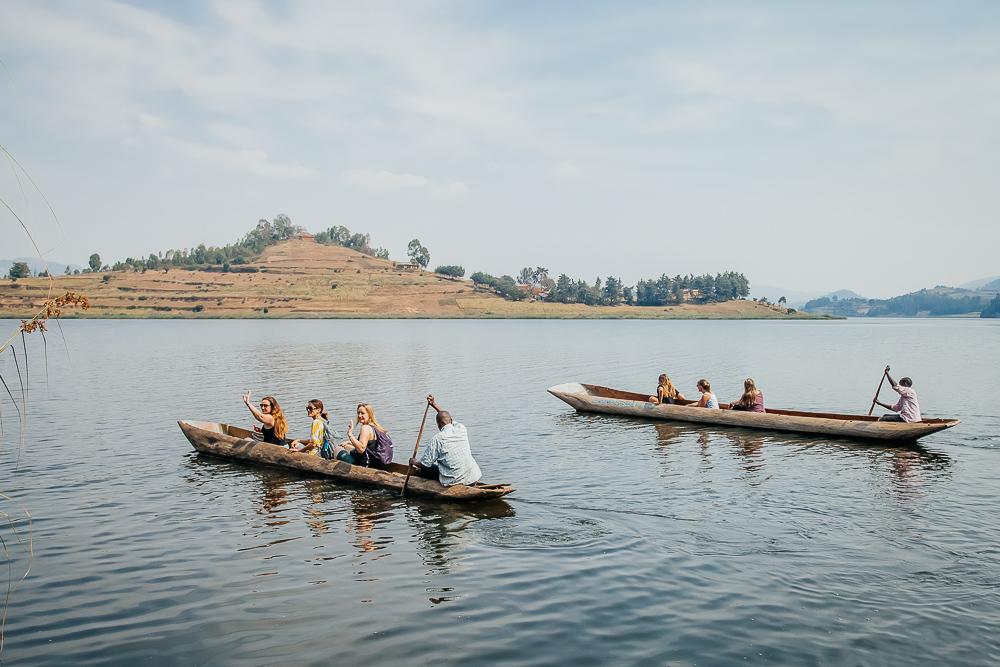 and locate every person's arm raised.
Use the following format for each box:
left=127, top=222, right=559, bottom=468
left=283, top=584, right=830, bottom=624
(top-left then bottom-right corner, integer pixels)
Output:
left=345, top=421, right=374, bottom=453
left=243, top=391, right=273, bottom=426
left=427, top=394, right=443, bottom=414
left=885, top=368, right=898, bottom=389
